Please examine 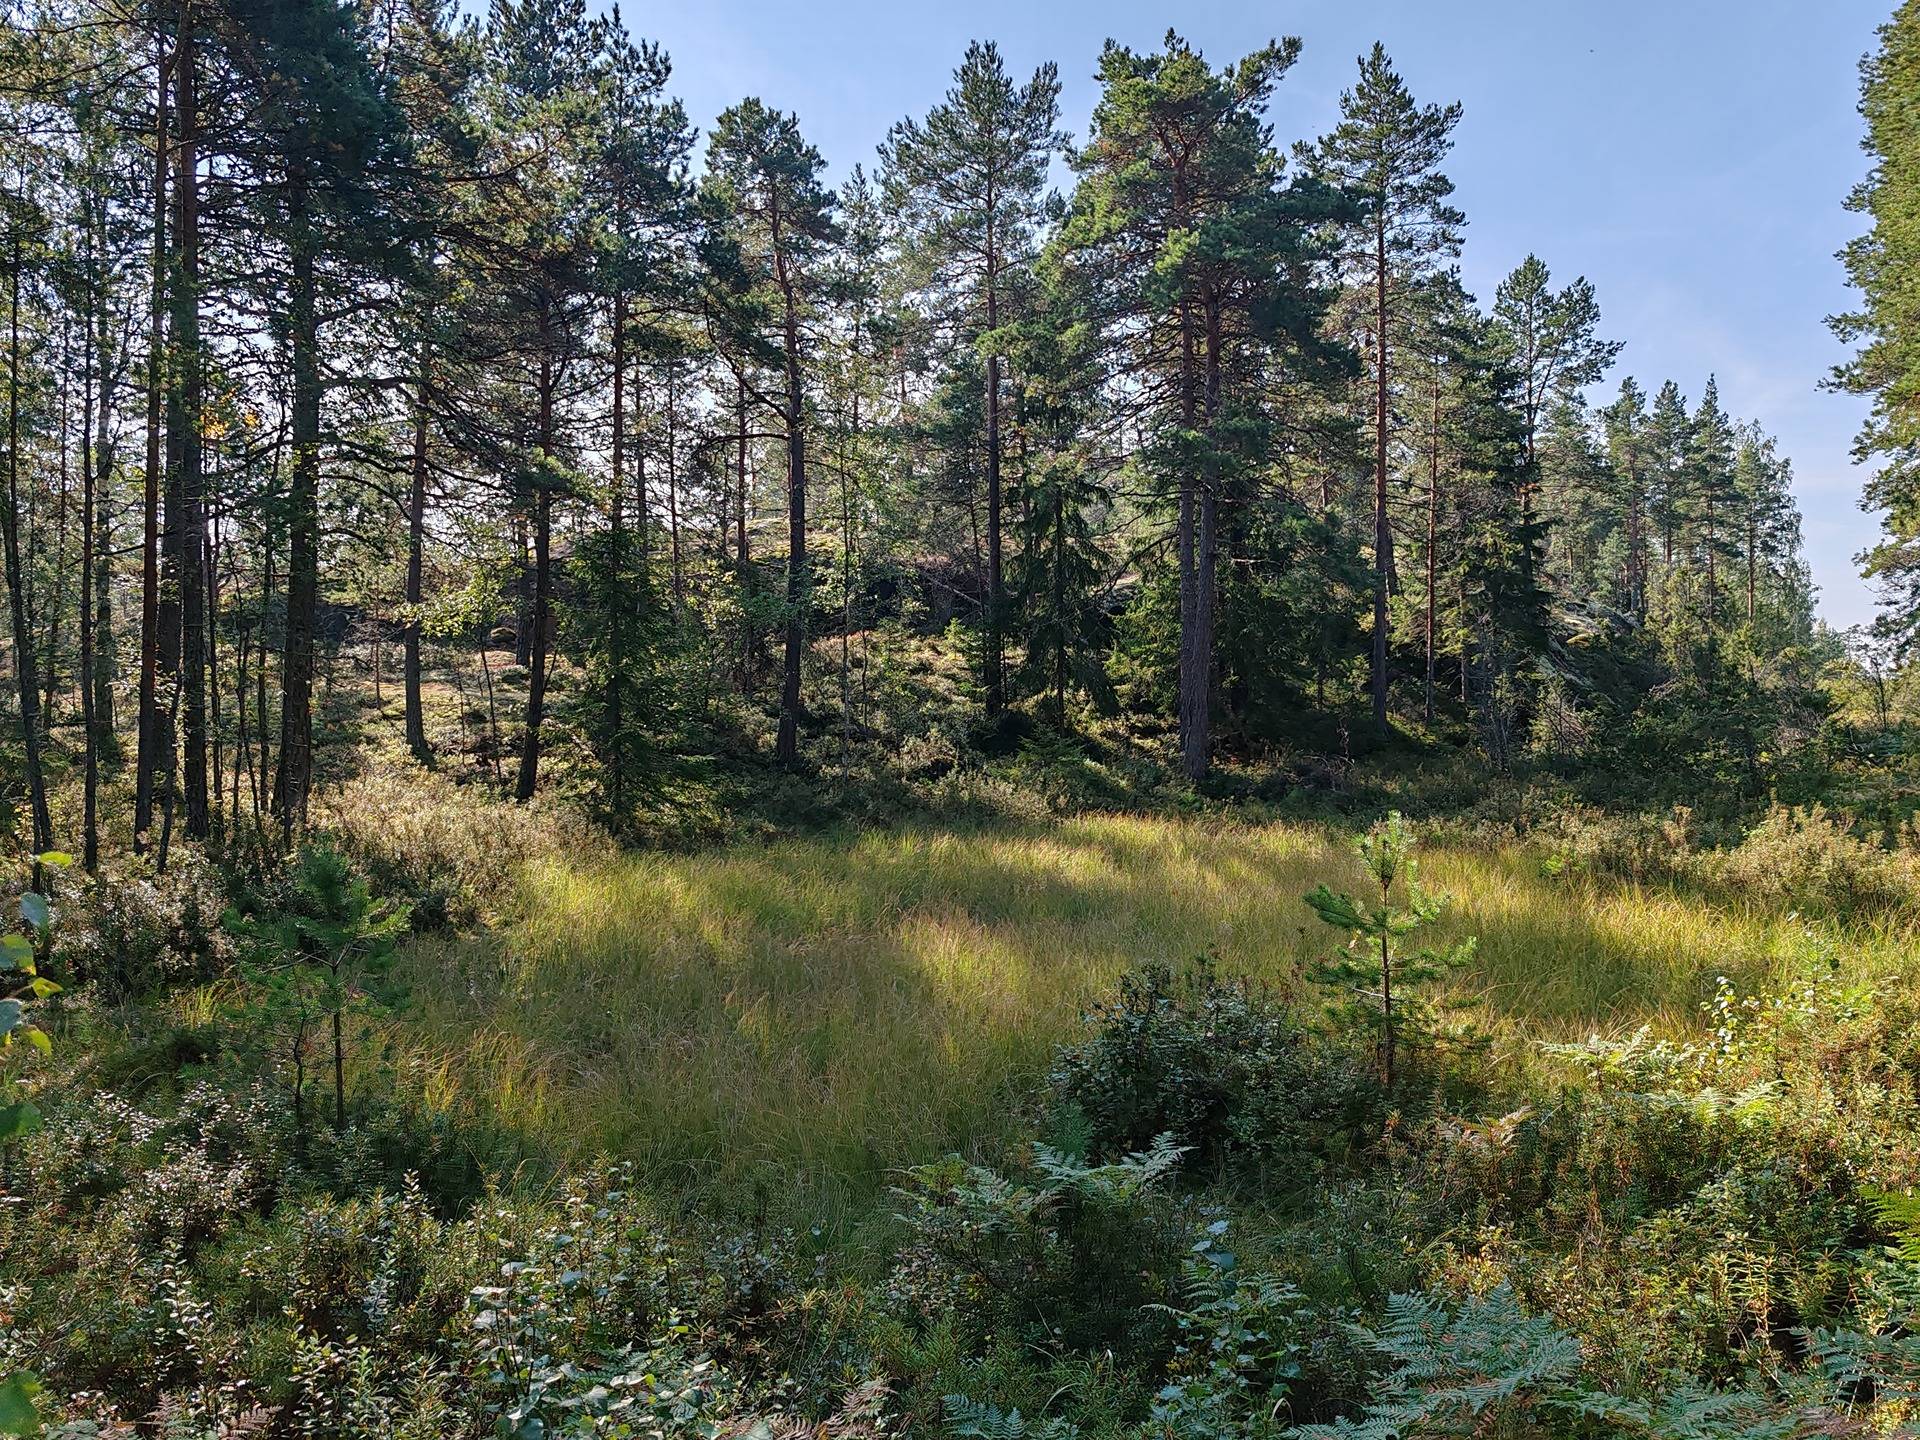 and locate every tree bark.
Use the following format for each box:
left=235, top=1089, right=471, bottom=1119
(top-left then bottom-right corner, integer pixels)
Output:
left=135, top=28, right=169, bottom=850
left=1424, top=381, right=1439, bottom=724
left=1370, top=211, right=1391, bottom=733
left=3, top=208, right=53, bottom=854
left=273, top=177, right=320, bottom=844
left=514, top=303, right=555, bottom=801
left=1173, top=165, right=1208, bottom=783
left=403, top=333, right=431, bottom=764
left=773, top=207, right=807, bottom=768
left=983, top=244, right=1004, bottom=717
left=80, top=208, right=99, bottom=871
left=174, top=0, right=209, bottom=839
